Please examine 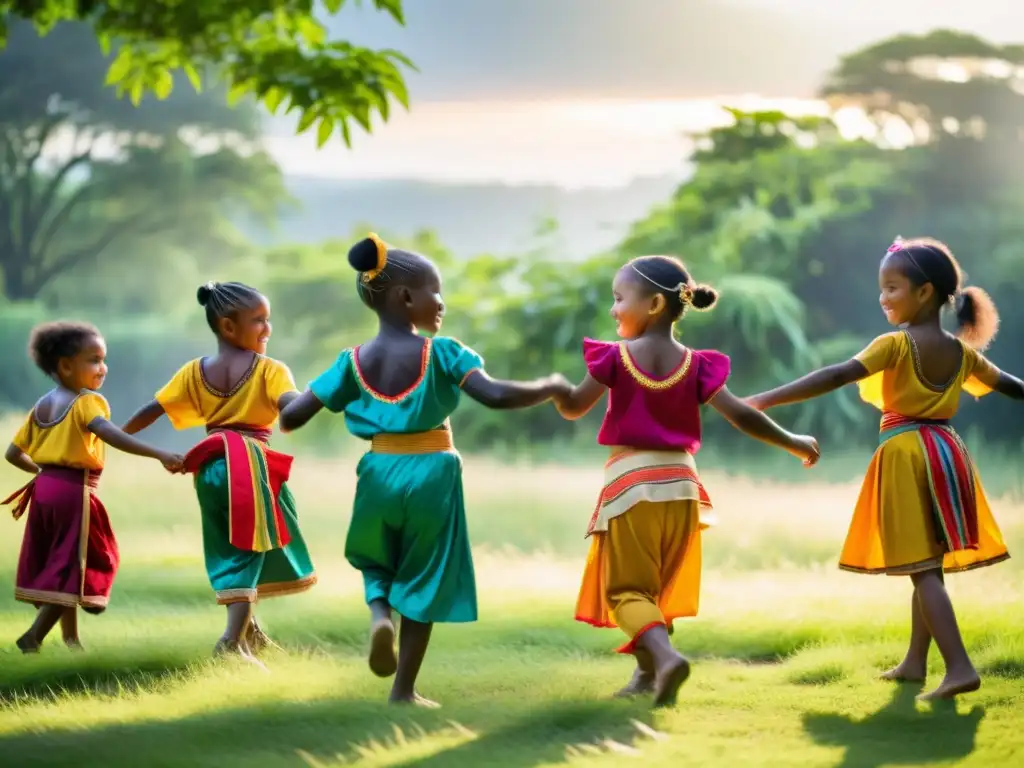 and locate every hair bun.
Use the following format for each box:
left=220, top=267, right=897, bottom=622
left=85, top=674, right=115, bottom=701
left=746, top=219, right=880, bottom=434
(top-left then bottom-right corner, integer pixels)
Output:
left=196, top=281, right=218, bottom=307
left=690, top=283, right=719, bottom=311
left=348, top=238, right=380, bottom=272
